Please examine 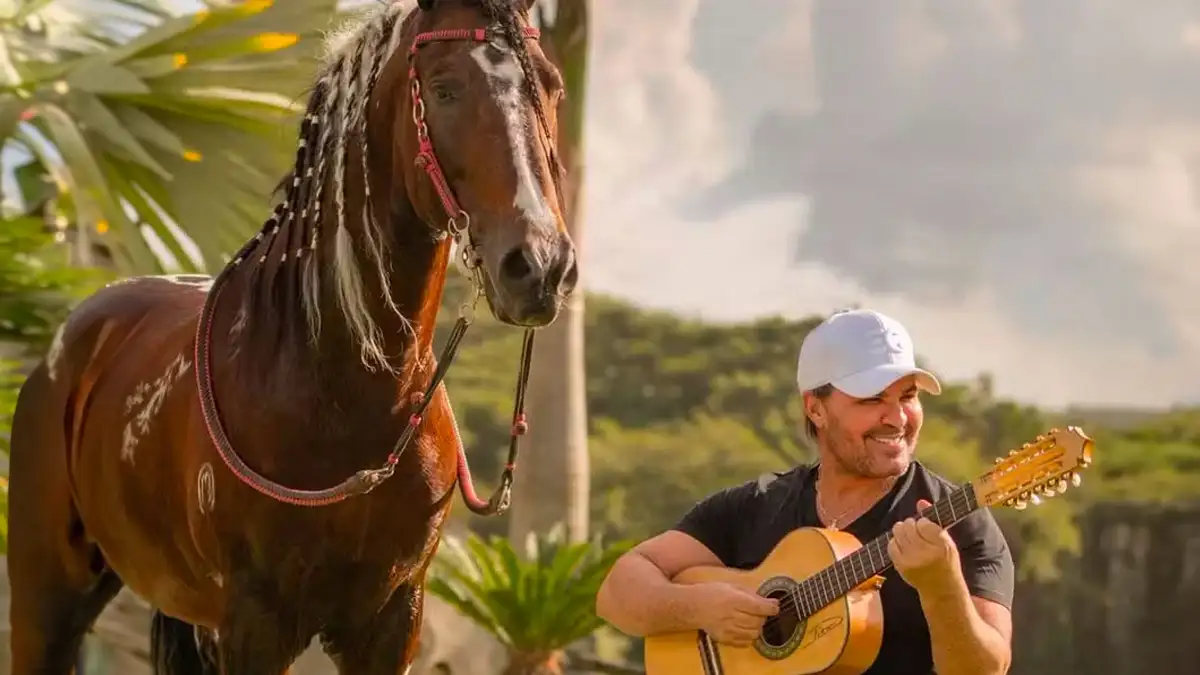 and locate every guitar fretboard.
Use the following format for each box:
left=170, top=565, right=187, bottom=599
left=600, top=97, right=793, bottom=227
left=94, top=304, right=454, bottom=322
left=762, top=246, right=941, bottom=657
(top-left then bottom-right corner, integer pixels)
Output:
left=790, top=482, right=980, bottom=618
